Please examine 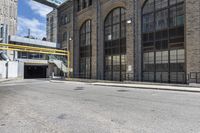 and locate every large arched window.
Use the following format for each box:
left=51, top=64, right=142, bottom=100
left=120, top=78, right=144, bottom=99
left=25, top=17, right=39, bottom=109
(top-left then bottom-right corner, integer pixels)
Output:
left=104, top=8, right=126, bottom=81
left=79, top=20, right=92, bottom=79
left=142, top=0, right=185, bottom=83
